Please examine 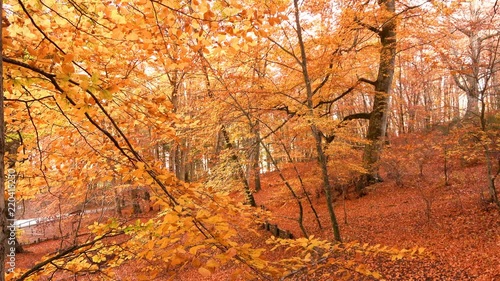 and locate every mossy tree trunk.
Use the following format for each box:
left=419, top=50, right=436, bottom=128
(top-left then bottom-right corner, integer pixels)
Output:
left=357, top=0, right=397, bottom=195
